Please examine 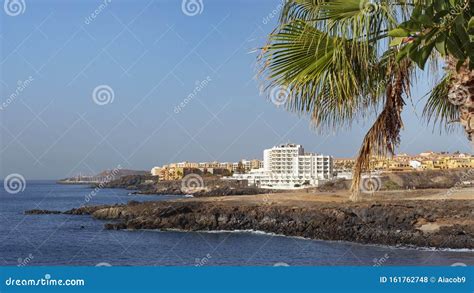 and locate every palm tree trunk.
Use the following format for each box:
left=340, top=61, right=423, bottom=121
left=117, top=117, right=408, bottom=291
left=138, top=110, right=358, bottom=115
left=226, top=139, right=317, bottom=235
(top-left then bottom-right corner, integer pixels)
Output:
left=446, top=58, right=474, bottom=149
